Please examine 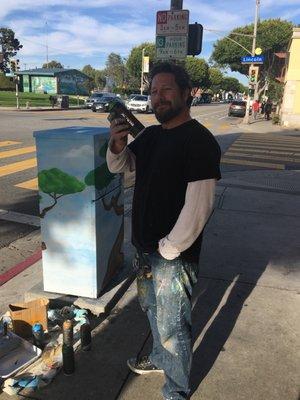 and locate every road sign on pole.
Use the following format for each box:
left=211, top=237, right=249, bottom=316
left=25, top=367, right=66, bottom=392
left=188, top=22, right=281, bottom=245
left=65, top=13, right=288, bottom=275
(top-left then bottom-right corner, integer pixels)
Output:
left=241, top=55, right=264, bottom=64
left=156, top=9, right=189, bottom=60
